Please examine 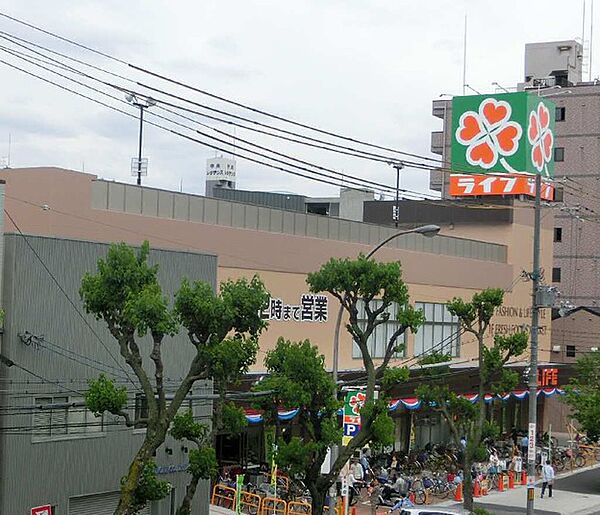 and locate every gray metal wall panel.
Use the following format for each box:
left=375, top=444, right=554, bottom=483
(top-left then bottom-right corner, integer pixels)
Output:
left=257, top=207, right=271, bottom=232
left=142, top=189, right=159, bottom=217
left=173, top=194, right=189, bottom=221
left=203, top=198, right=218, bottom=224
left=125, top=185, right=142, bottom=215
left=189, top=196, right=204, bottom=222
left=96, top=180, right=507, bottom=263
left=217, top=200, right=233, bottom=227
left=107, top=182, right=125, bottom=212
left=91, top=181, right=108, bottom=210
left=158, top=191, right=174, bottom=219
left=269, top=209, right=283, bottom=233
left=0, top=235, right=215, bottom=515
left=245, top=205, right=259, bottom=230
